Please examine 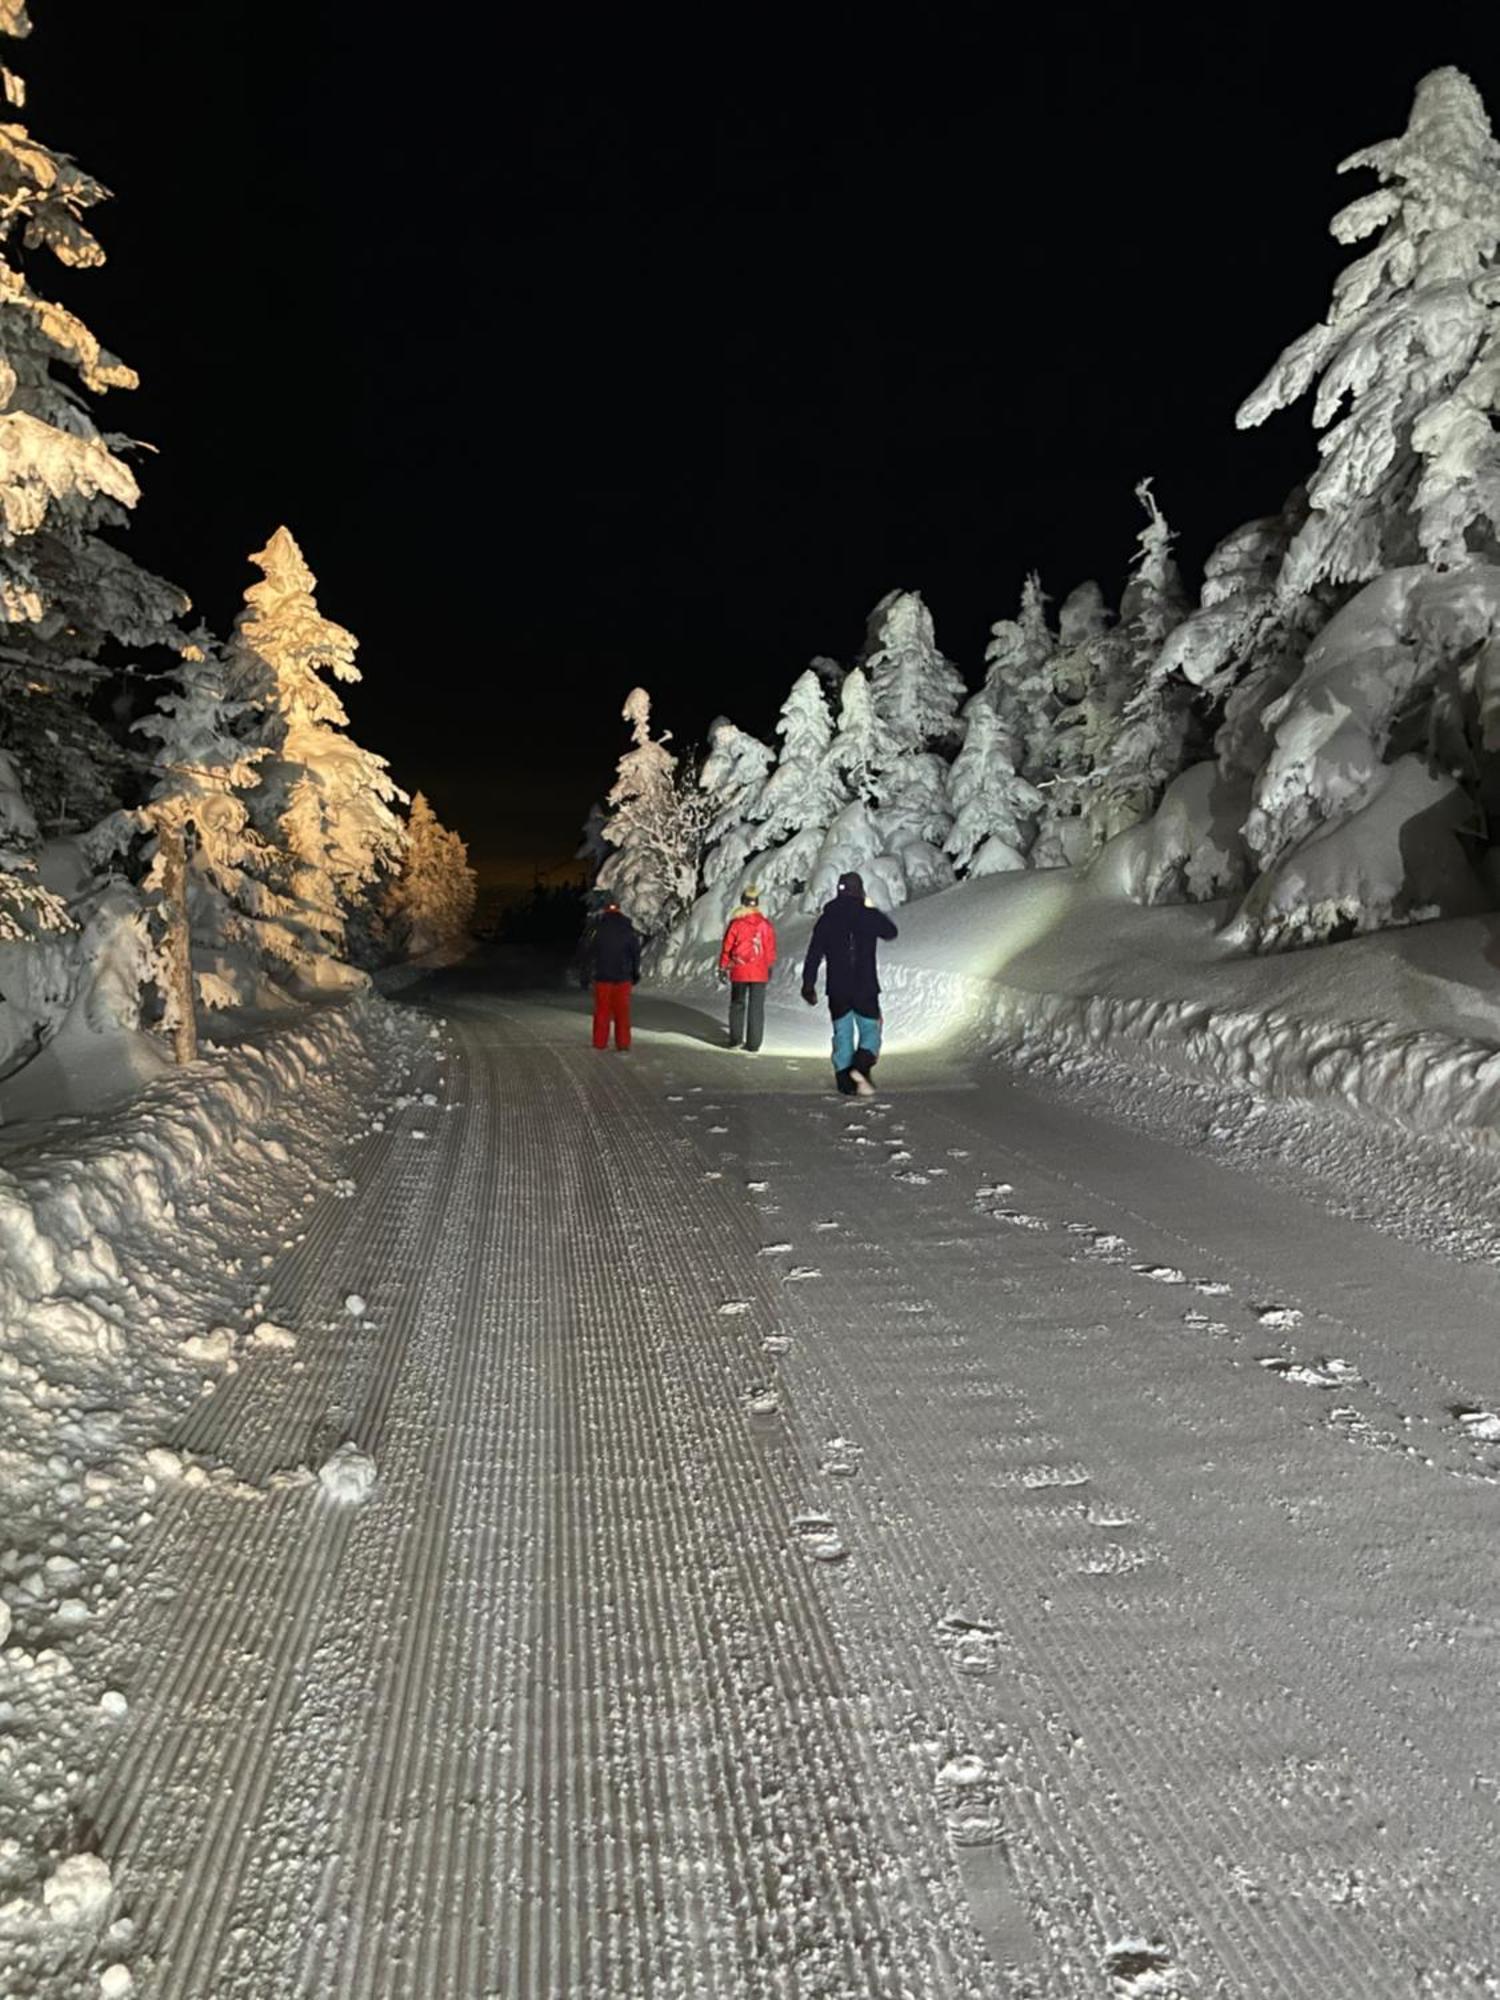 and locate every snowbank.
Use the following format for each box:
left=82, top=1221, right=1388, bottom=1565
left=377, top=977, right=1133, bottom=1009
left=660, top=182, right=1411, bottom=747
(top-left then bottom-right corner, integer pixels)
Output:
left=653, top=868, right=1500, bottom=1143
left=0, top=989, right=435, bottom=1990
